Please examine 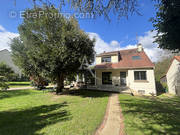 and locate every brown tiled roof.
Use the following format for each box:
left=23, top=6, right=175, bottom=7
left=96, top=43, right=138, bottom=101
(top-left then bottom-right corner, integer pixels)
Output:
left=174, top=56, right=180, bottom=62
left=95, top=48, right=154, bottom=69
